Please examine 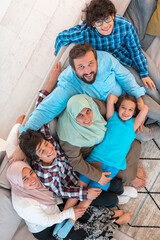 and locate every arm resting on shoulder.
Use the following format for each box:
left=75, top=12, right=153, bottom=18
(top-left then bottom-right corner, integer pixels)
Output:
left=111, top=55, right=146, bottom=98
left=19, top=86, right=73, bottom=133
left=59, top=140, right=102, bottom=182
